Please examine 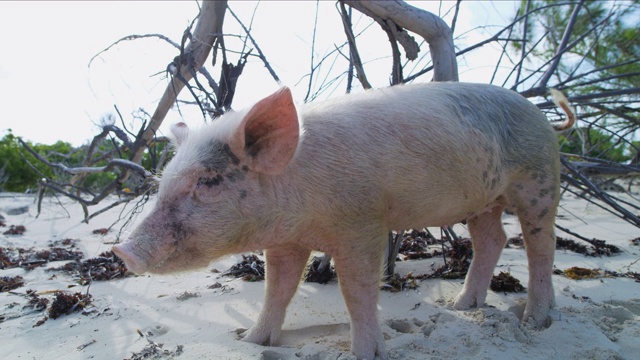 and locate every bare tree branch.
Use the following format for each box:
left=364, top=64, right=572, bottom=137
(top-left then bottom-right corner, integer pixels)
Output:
left=227, top=5, right=280, bottom=83
left=339, top=1, right=372, bottom=90
left=128, top=1, right=227, bottom=167
left=89, top=34, right=180, bottom=67
left=537, top=0, right=584, bottom=88
left=344, top=0, right=458, bottom=82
